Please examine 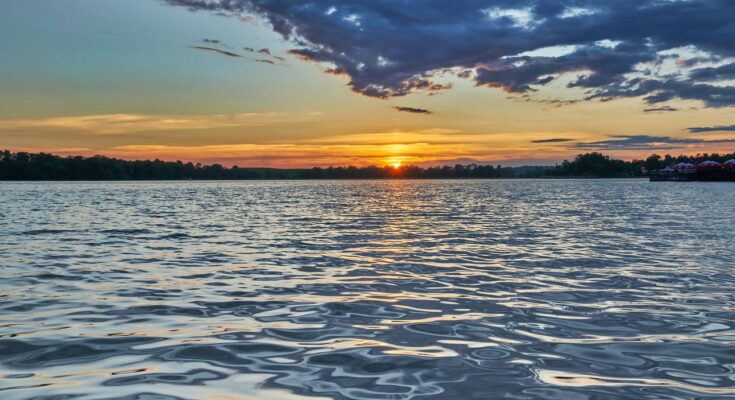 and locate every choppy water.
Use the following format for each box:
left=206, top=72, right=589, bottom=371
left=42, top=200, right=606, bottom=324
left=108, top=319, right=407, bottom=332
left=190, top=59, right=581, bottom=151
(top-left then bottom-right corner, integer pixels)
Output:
left=1, top=180, right=734, bottom=400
